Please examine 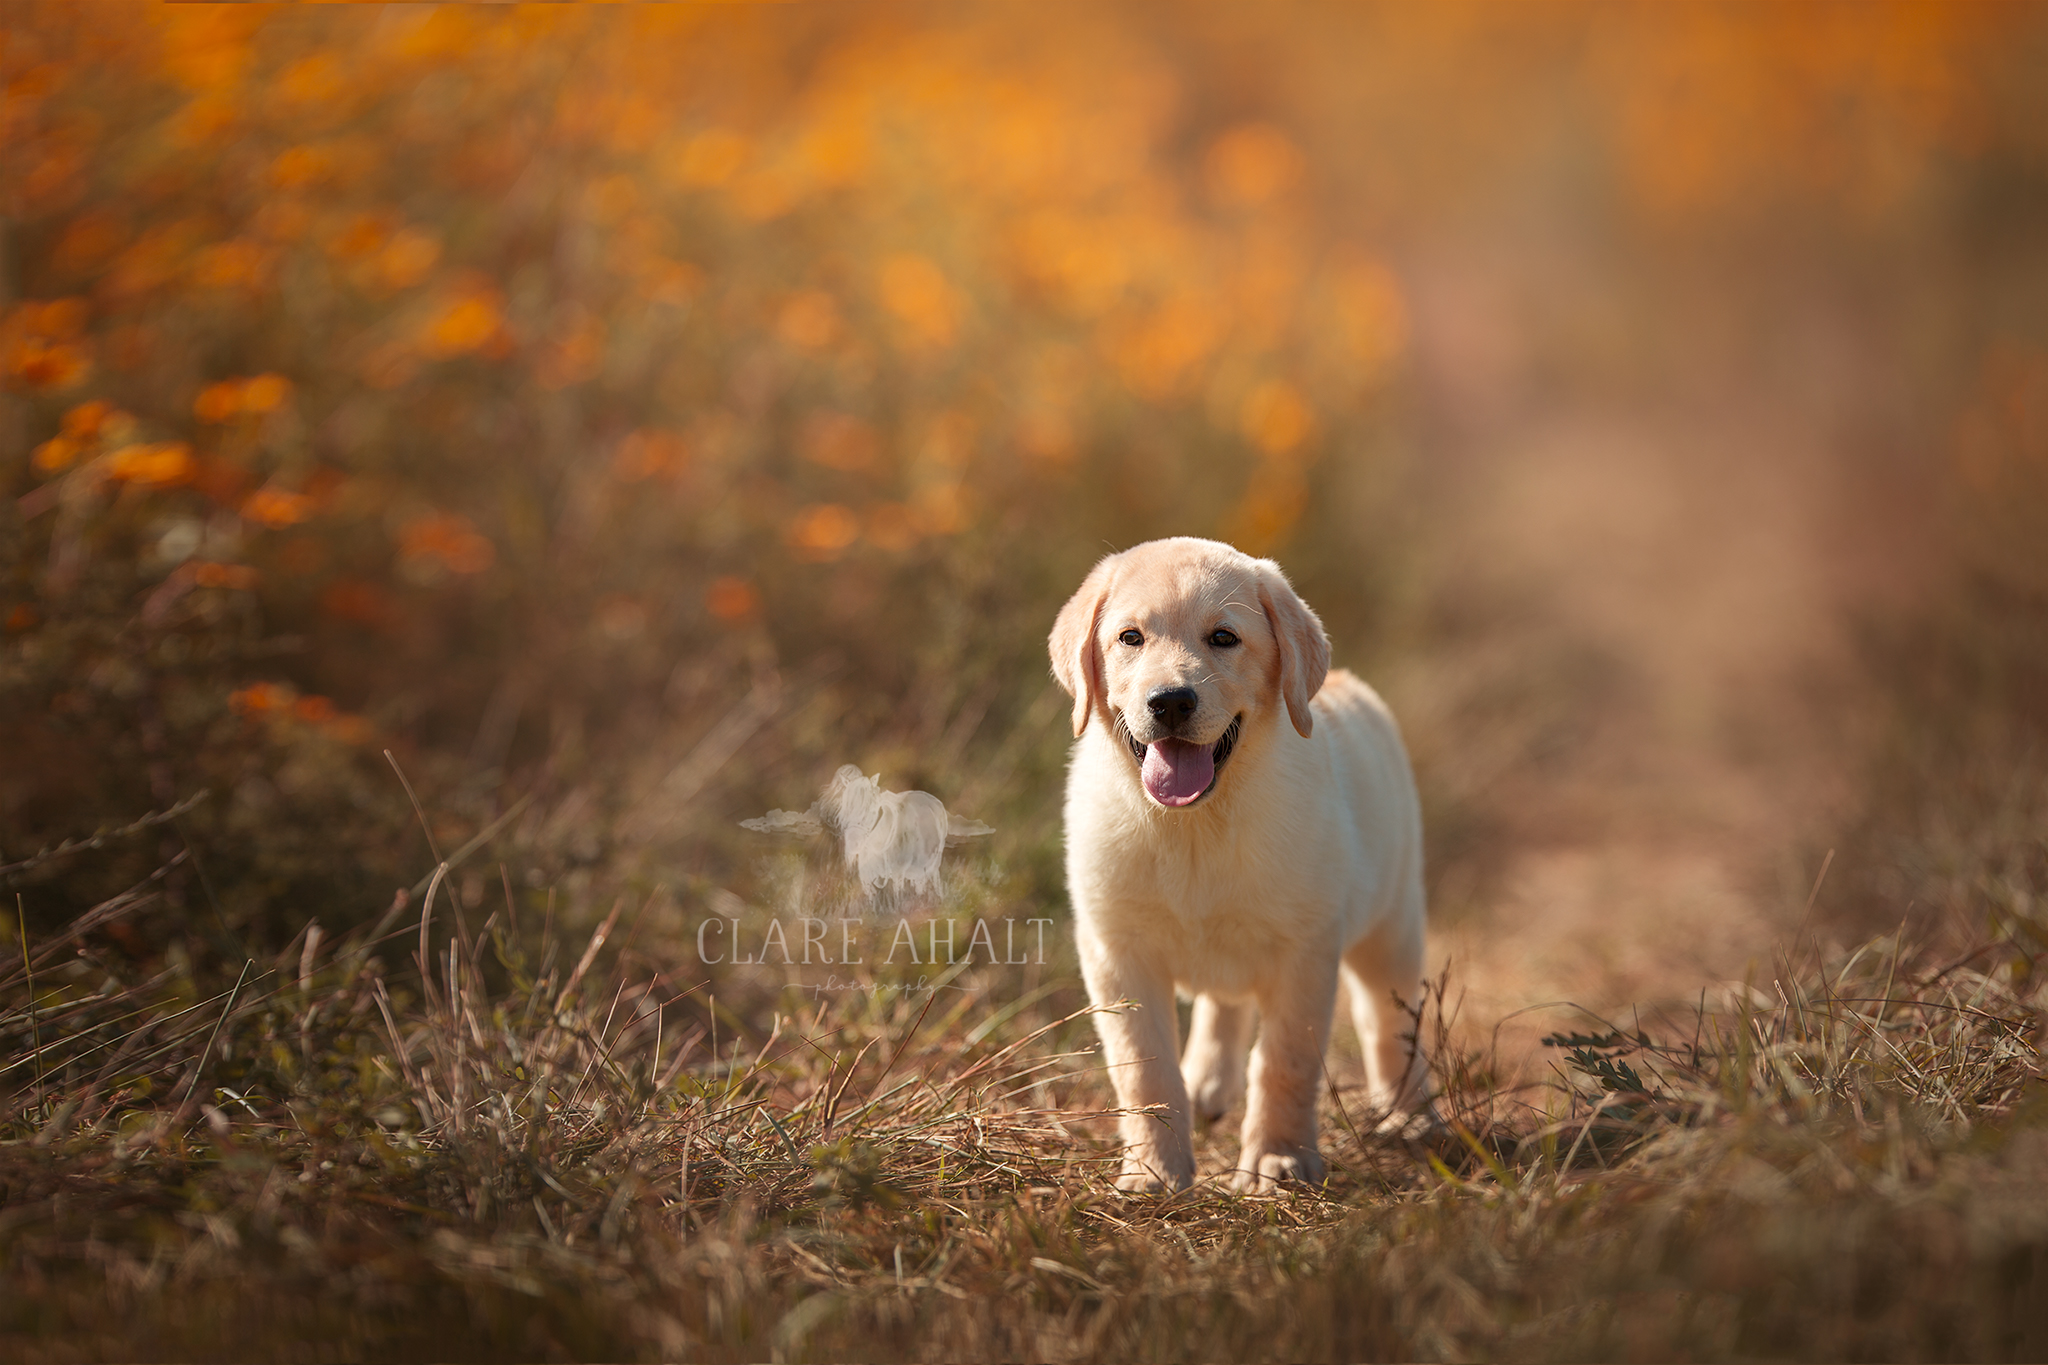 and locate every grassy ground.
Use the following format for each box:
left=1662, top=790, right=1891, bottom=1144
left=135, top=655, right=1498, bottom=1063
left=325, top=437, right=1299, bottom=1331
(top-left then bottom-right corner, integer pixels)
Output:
left=5, top=834, right=2047, bottom=1361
